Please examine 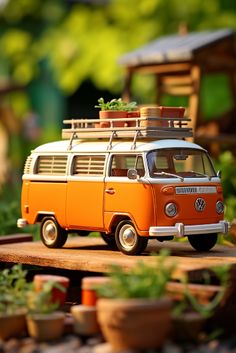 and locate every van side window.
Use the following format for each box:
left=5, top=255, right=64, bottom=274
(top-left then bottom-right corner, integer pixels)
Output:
left=36, top=155, right=67, bottom=175
left=72, top=155, right=105, bottom=176
left=110, top=155, right=144, bottom=177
